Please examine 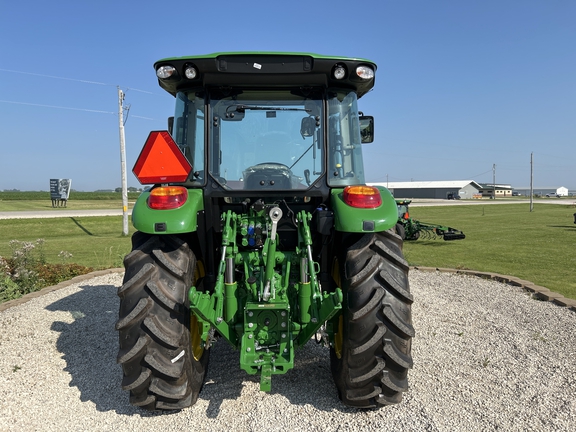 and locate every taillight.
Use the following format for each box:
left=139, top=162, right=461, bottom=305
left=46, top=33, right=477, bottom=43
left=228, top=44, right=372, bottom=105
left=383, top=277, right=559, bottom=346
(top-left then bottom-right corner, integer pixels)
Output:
left=148, top=186, right=188, bottom=210
left=343, top=185, right=382, bottom=208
